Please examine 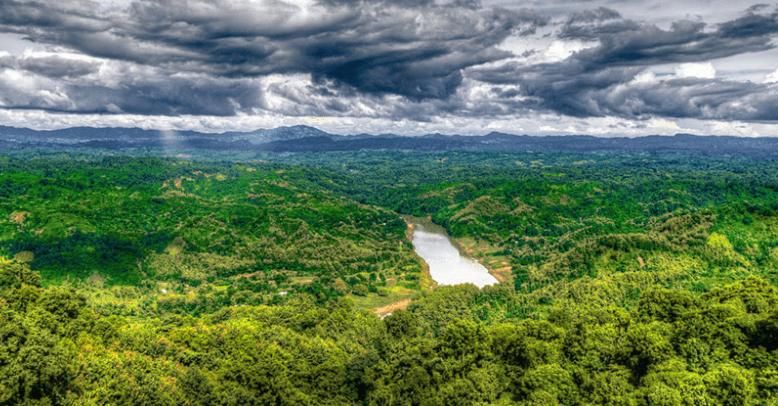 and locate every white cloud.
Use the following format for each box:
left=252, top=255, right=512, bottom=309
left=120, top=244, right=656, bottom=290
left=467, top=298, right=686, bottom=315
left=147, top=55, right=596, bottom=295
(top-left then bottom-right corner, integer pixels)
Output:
left=630, top=70, right=658, bottom=85
left=675, top=63, right=716, bottom=79
left=19, top=48, right=93, bottom=62
left=651, top=118, right=680, bottom=130
left=542, top=40, right=589, bottom=63
left=3, top=106, right=778, bottom=138
left=711, top=121, right=760, bottom=137
left=0, top=68, right=74, bottom=110
left=765, top=69, right=778, bottom=84
left=0, top=33, right=46, bottom=56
